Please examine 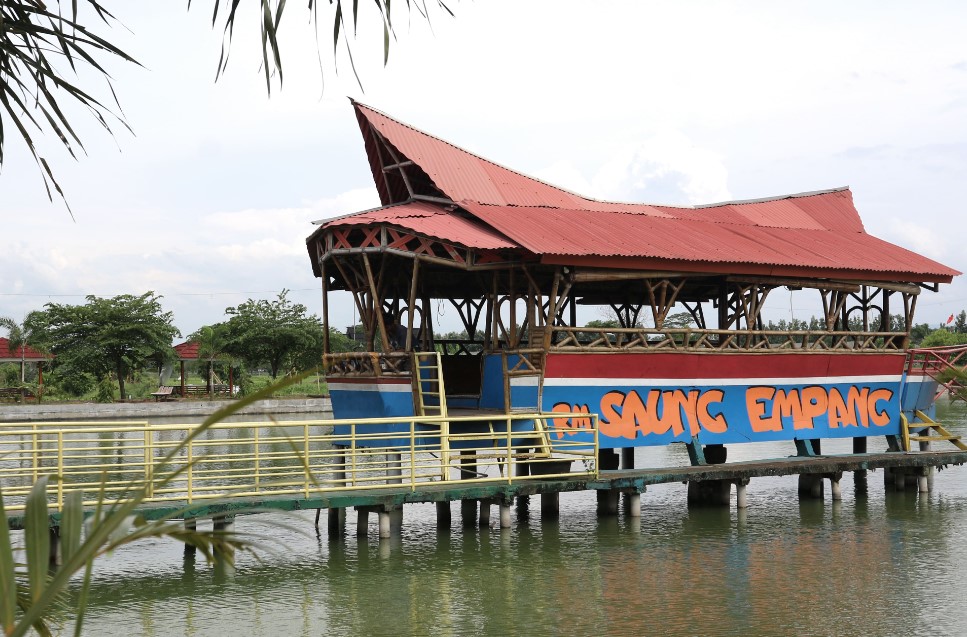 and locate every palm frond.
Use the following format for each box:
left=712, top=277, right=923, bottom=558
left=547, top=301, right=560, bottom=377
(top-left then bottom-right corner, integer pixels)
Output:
left=0, top=1, right=138, bottom=212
